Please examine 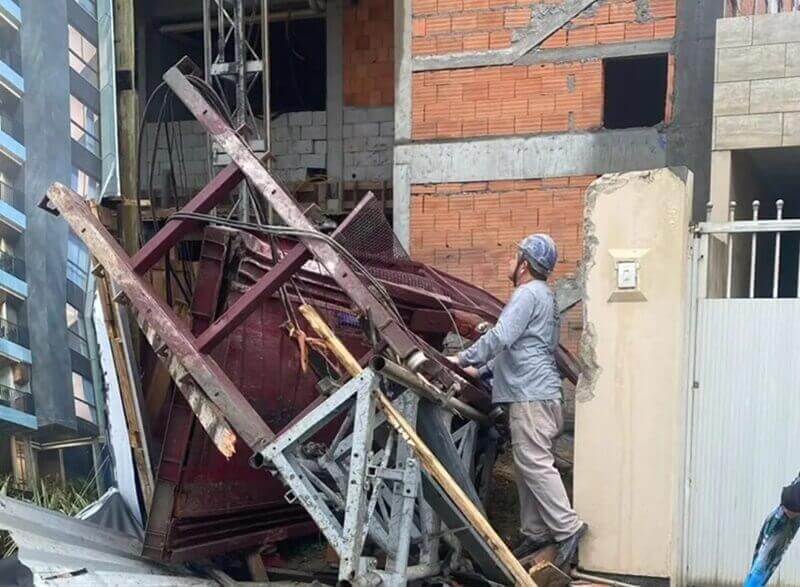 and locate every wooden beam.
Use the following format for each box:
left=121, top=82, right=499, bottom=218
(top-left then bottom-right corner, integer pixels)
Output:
left=297, top=304, right=536, bottom=587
